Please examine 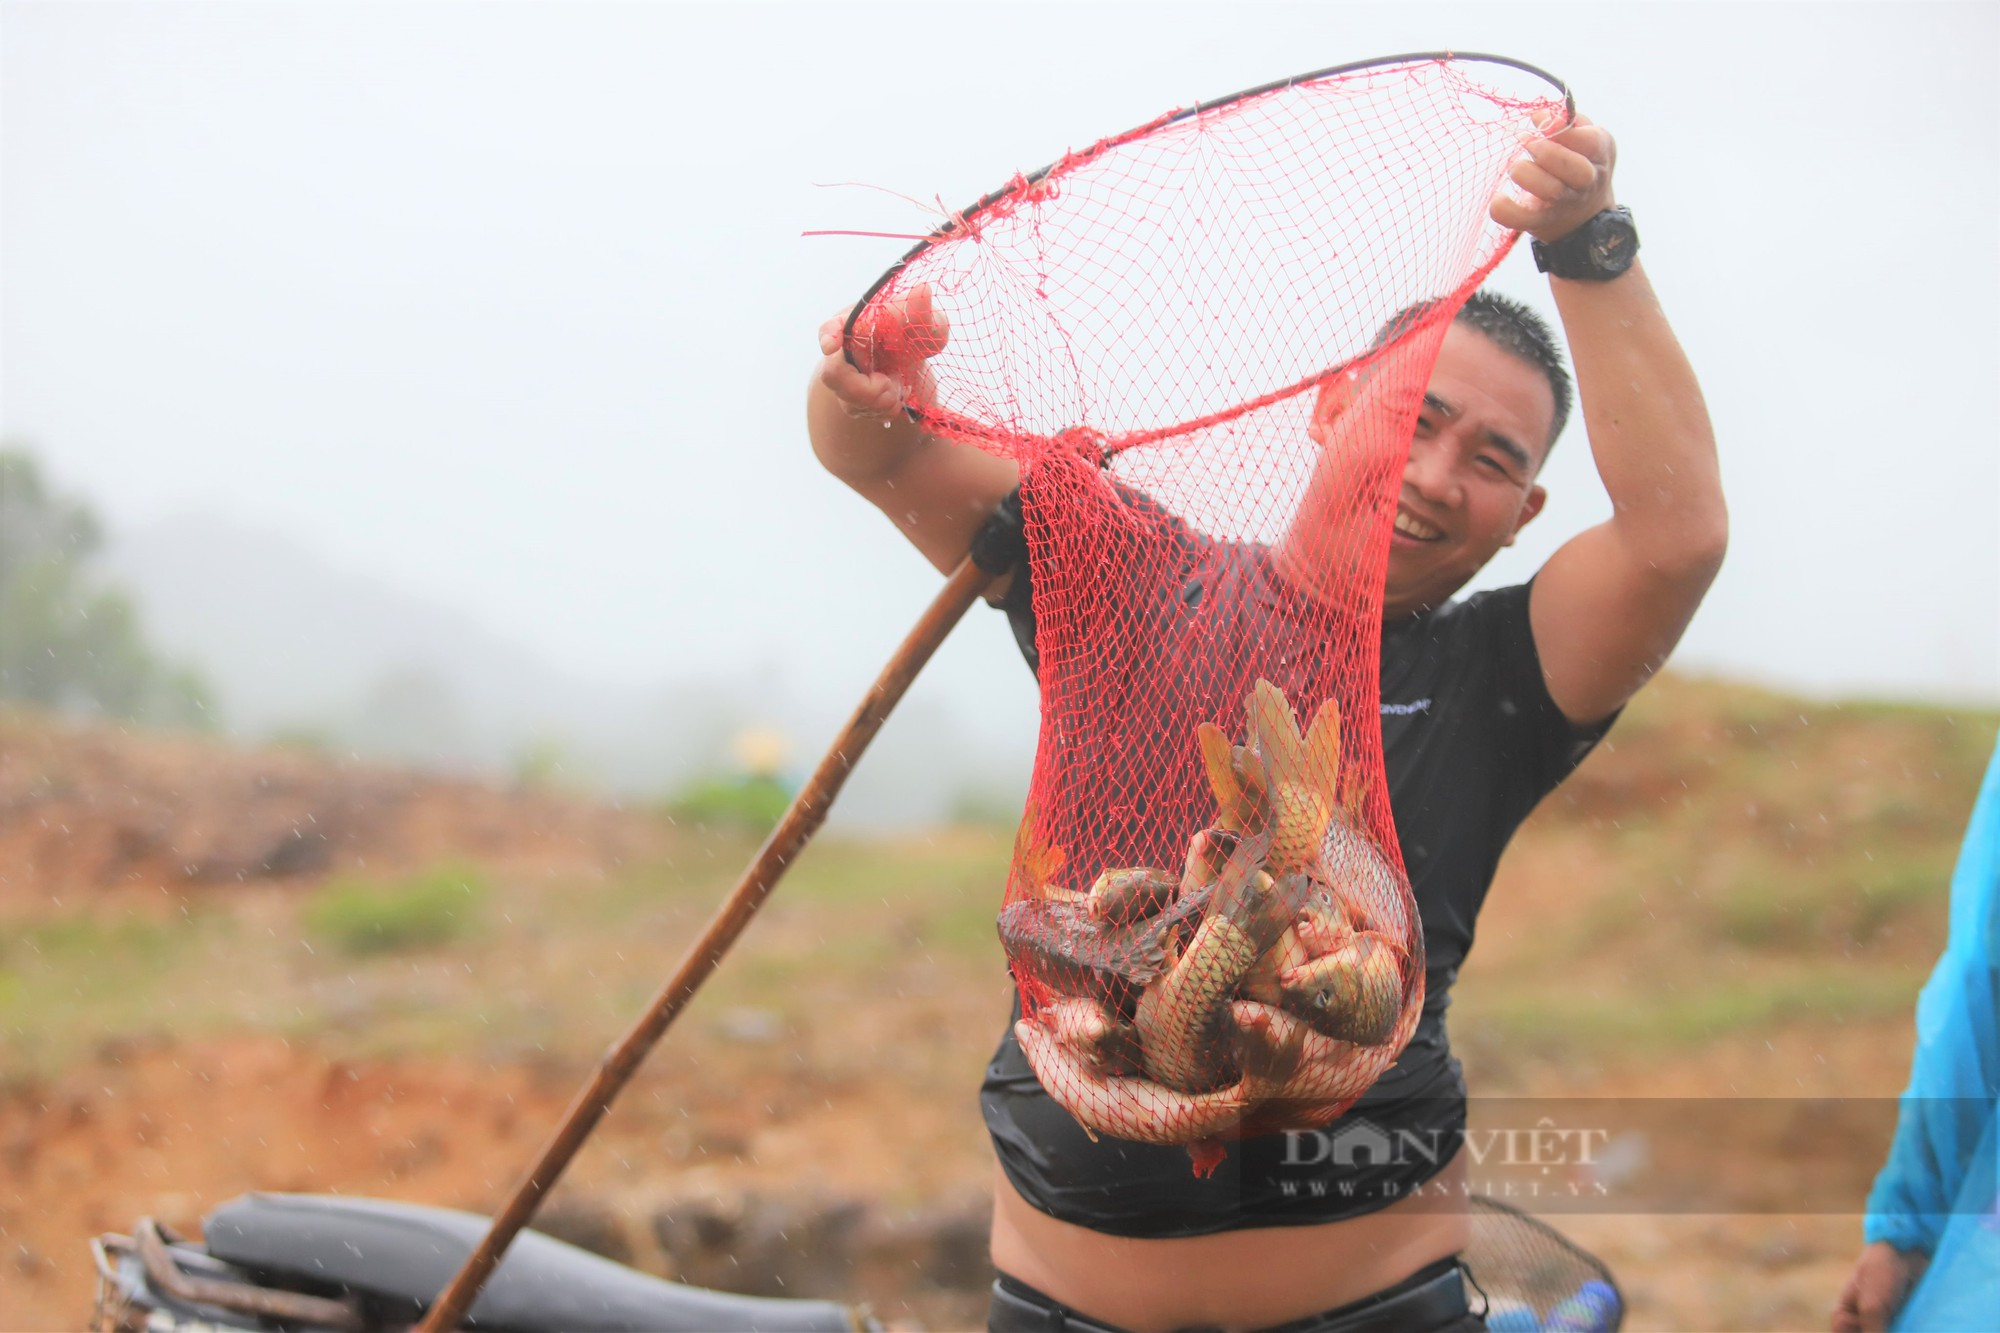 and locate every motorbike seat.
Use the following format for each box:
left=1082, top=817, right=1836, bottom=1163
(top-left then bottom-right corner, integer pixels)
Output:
left=202, top=1192, right=870, bottom=1332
